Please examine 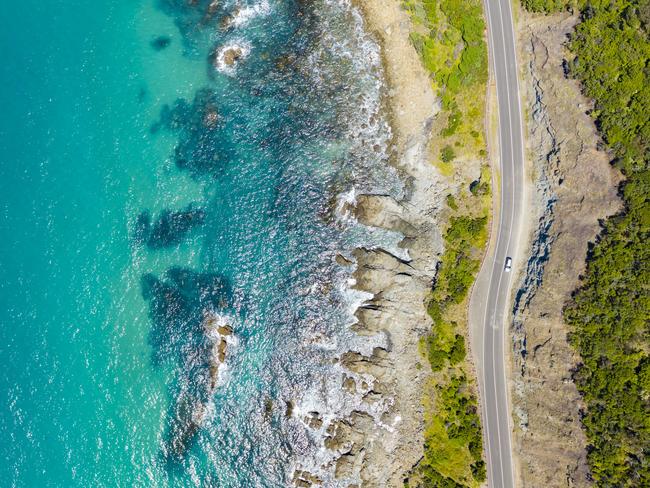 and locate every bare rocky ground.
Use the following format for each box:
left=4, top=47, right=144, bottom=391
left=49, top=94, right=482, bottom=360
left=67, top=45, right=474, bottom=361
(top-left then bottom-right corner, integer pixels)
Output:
left=511, top=11, right=622, bottom=488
